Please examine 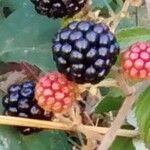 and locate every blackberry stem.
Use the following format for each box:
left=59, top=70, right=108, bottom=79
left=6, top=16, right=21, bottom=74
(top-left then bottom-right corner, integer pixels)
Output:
left=79, top=78, right=118, bottom=90
left=98, top=94, right=136, bottom=150
left=110, top=0, right=131, bottom=32
left=0, top=115, right=139, bottom=138
left=97, top=69, right=136, bottom=150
